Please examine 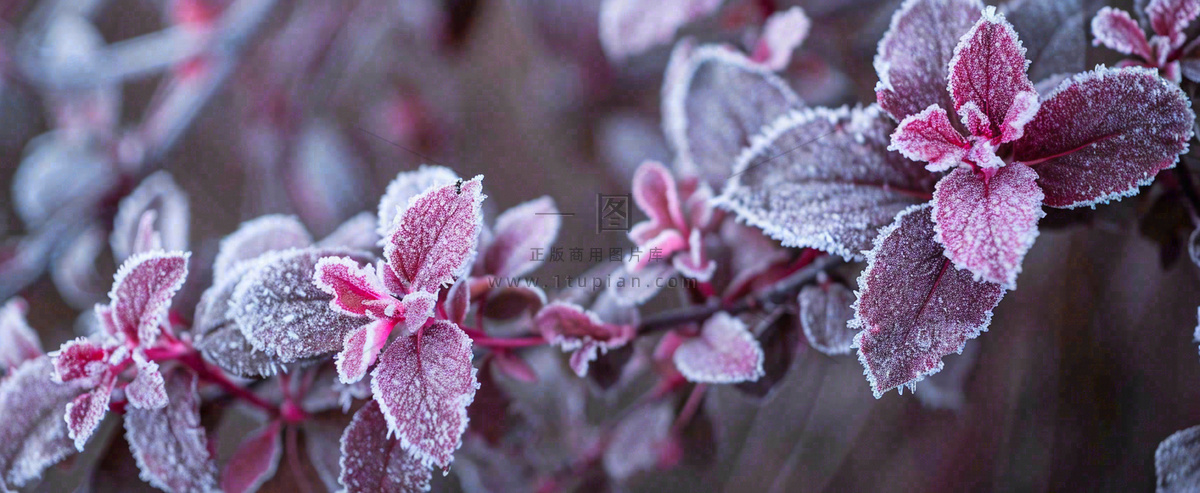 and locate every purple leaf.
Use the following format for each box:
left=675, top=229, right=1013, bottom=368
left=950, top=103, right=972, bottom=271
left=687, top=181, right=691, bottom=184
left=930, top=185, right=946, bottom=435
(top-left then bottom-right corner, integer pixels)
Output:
left=377, top=165, right=460, bottom=238
left=798, top=283, right=857, bottom=355
left=875, top=0, right=983, bottom=123
left=371, top=320, right=478, bottom=468
left=125, top=370, right=219, bottom=493
left=125, top=352, right=167, bottom=410
left=663, top=41, right=803, bottom=186
left=194, top=260, right=286, bottom=378
left=750, top=7, right=810, bottom=71
left=717, top=105, right=935, bottom=259
left=481, top=196, right=561, bottom=278
left=1013, top=66, right=1193, bottom=208
left=229, top=248, right=372, bottom=363
left=0, top=357, right=87, bottom=489
left=445, top=279, right=470, bottom=325
left=673, top=312, right=765, bottom=383
left=212, top=215, right=313, bottom=283
left=1091, top=7, right=1152, bottom=60
left=534, top=302, right=636, bottom=377
left=932, top=163, right=1044, bottom=289
left=110, top=172, right=190, bottom=261
left=65, top=385, right=112, bottom=451
left=400, top=291, right=437, bottom=336
left=317, top=212, right=380, bottom=251
left=1148, top=0, right=1200, bottom=45
left=107, top=251, right=191, bottom=346
left=946, top=7, right=1039, bottom=143
left=221, top=421, right=282, bottom=493
left=335, top=319, right=392, bottom=385
left=339, top=401, right=432, bottom=493
left=598, top=0, right=722, bottom=61
left=630, top=161, right=686, bottom=247
left=1157, top=424, right=1200, bottom=492
left=0, top=298, right=42, bottom=370
left=1003, top=0, right=1086, bottom=82
left=385, top=177, right=485, bottom=294
left=851, top=204, right=1005, bottom=397
left=889, top=105, right=972, bottom=172
left=602, top=403, right=676, bottom=481
left=313, top=256, right=398, bottom=318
